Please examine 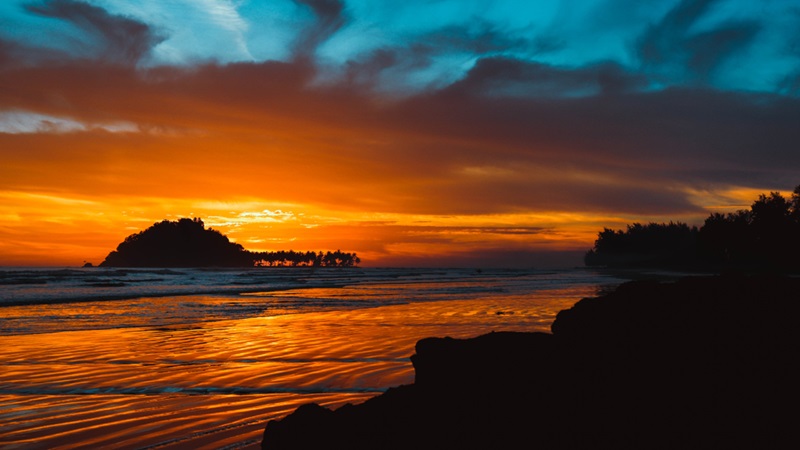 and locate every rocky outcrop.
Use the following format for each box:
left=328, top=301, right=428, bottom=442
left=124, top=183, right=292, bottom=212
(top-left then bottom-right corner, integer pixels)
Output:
left=100, top=218, right=254, bottom=267
left=99, top=217, right=360, bottom=268
left=261, top=273, right=800, bottom=449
